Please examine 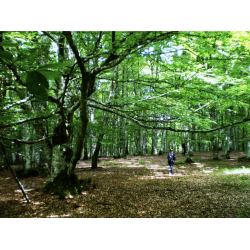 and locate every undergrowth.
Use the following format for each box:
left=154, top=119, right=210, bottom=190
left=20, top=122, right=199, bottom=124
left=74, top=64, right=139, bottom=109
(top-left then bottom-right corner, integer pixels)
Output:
left=15, top=165, right=49, bottom=178
left=101, top=161, right=119, bottom=166
left=238, top=207, right=250, bottom=218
